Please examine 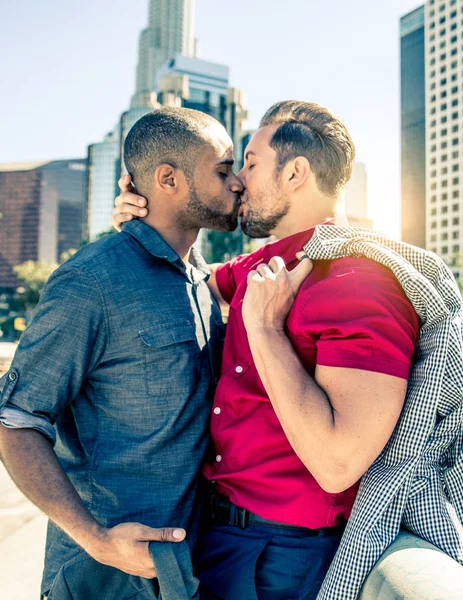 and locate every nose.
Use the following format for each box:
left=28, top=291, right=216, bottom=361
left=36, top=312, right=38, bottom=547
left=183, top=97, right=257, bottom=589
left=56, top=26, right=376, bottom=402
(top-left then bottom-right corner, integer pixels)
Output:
left=230, top=172, right=244, bottom=193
